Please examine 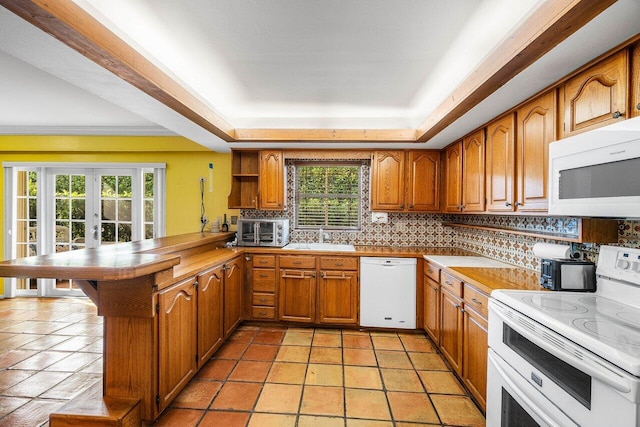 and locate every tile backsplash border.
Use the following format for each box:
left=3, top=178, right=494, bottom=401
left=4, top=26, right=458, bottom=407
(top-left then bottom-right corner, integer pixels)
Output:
left=240, top=159, right=637, bottom=271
